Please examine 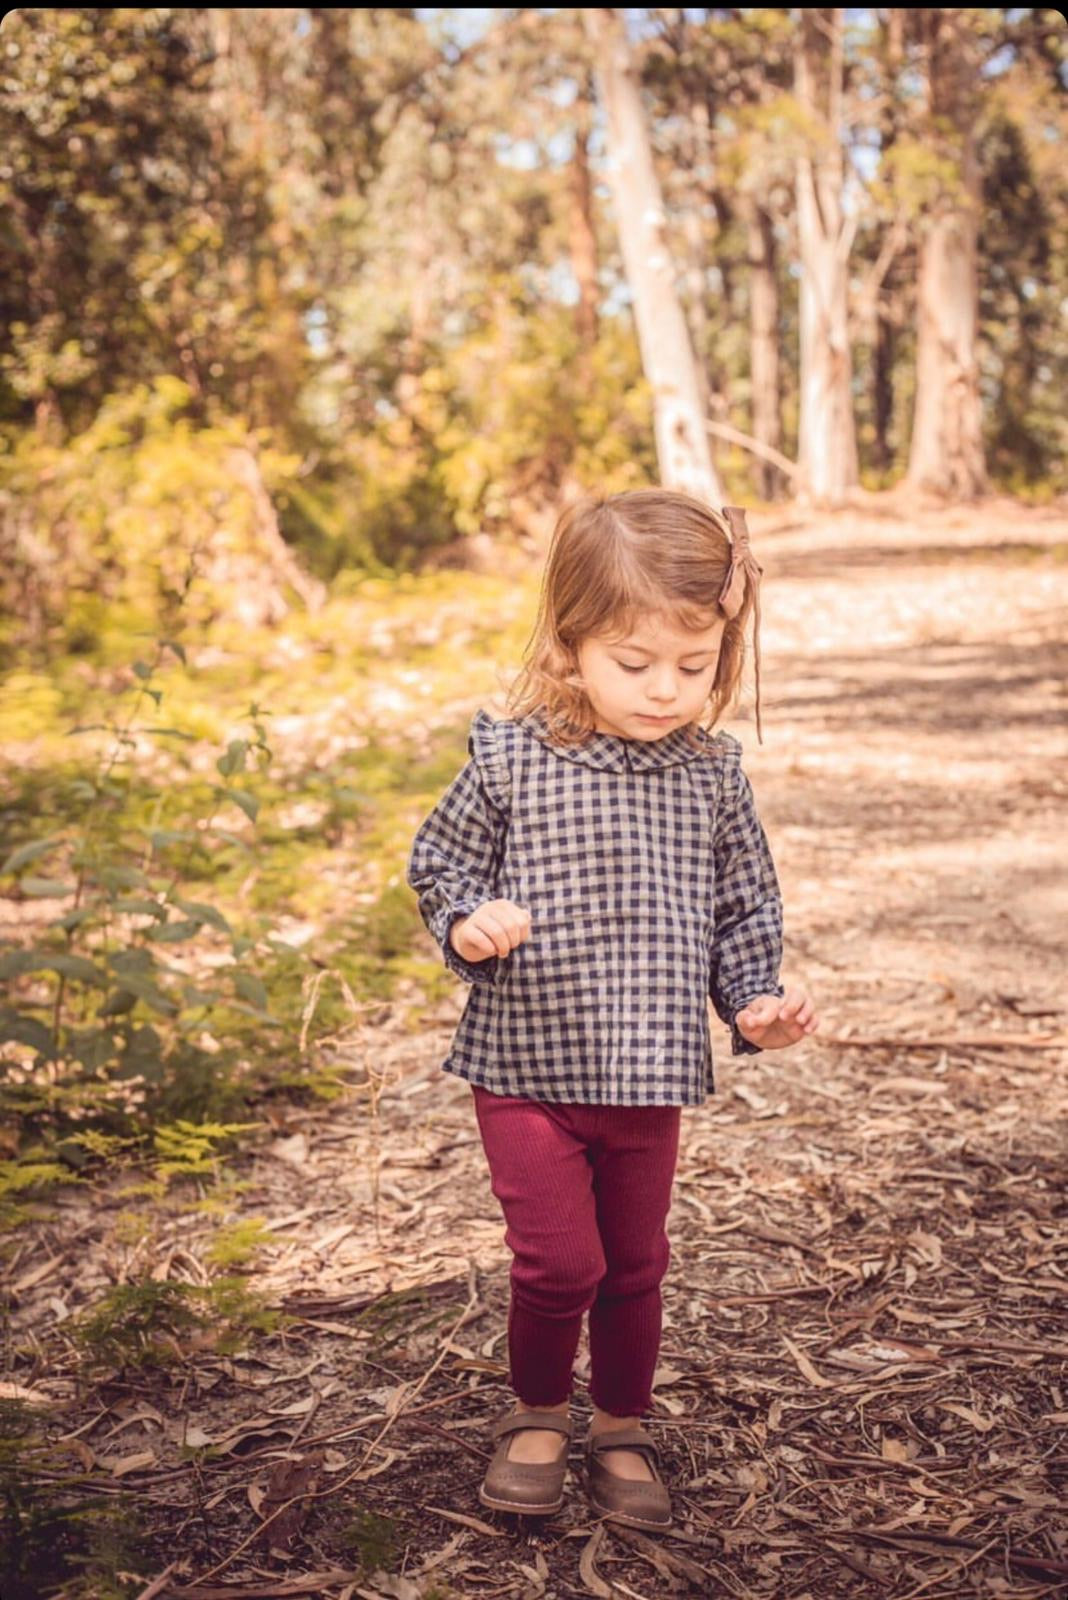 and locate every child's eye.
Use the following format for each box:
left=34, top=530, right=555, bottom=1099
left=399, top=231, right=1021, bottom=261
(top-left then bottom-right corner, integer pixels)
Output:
left=616, top=662, right=708, bottom=676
